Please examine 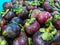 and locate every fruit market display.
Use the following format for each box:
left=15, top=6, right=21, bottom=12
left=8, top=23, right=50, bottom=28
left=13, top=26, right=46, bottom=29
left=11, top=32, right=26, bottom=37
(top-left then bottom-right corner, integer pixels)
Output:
left=0, top=0, right=60, bottom=45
